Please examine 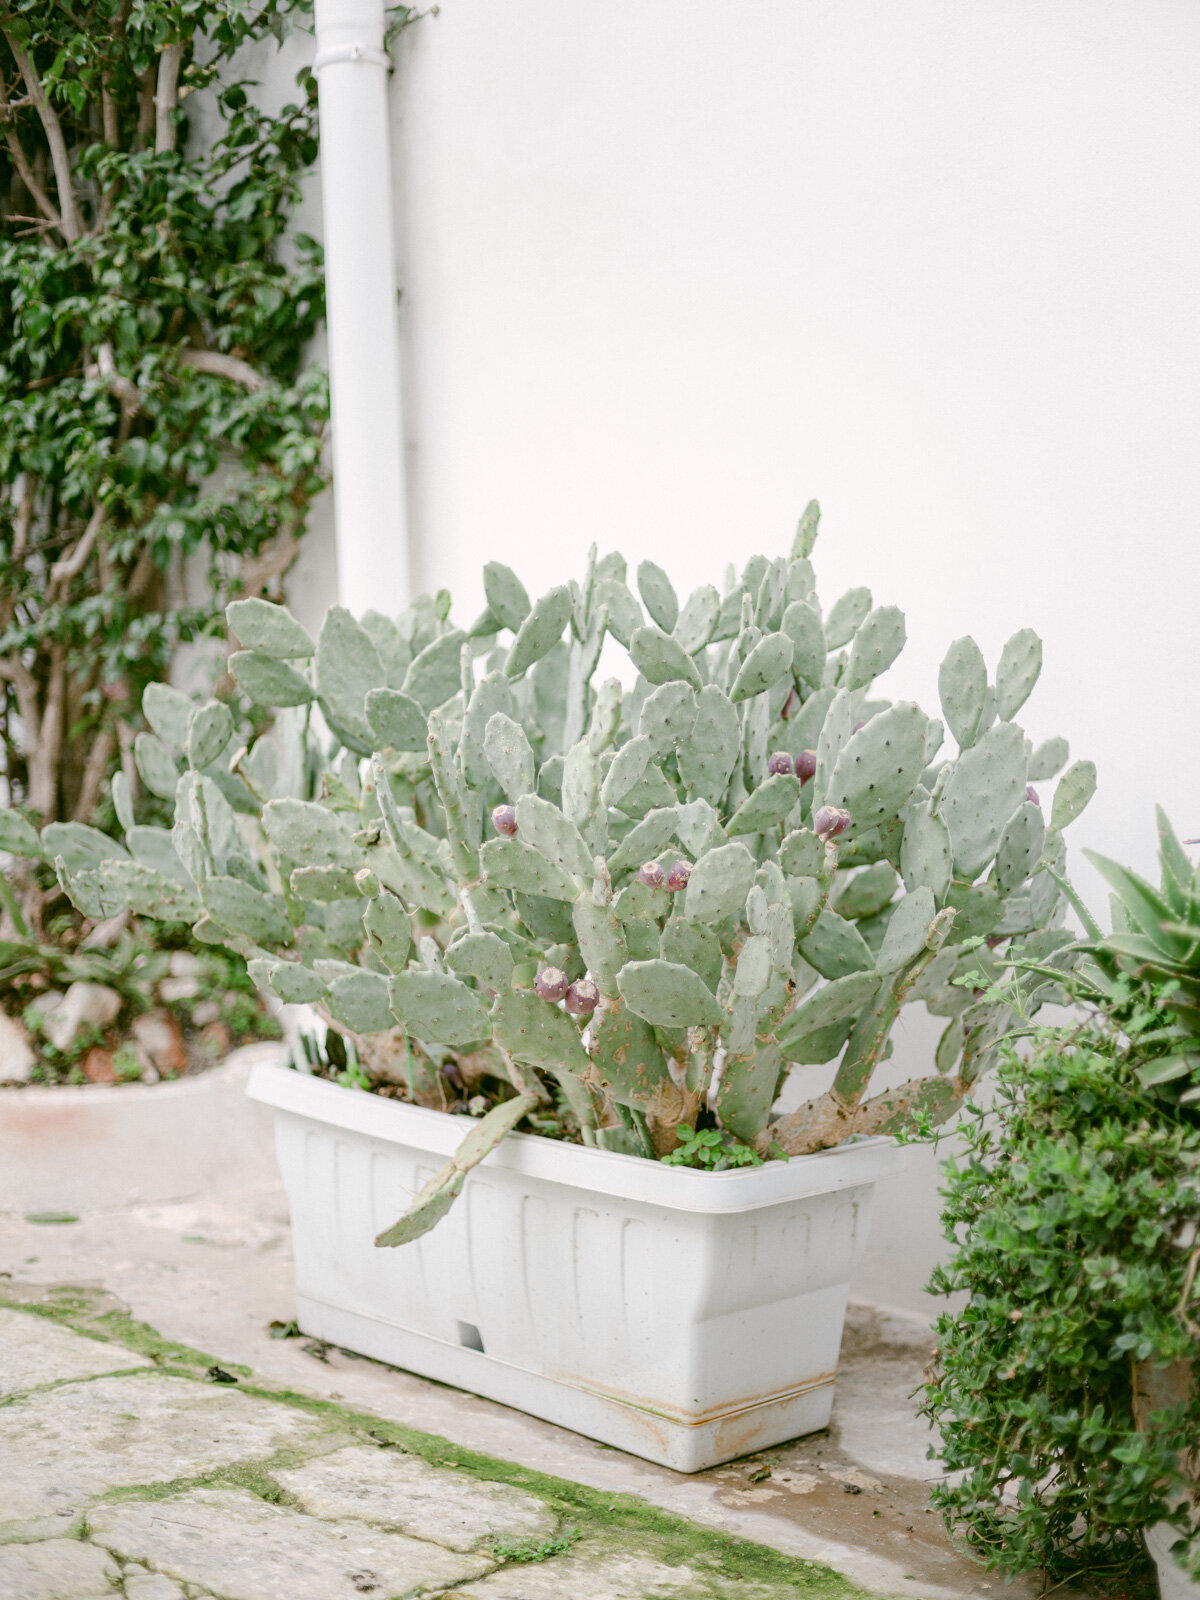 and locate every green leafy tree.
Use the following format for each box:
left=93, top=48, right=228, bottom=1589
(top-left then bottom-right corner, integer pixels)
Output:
left=0, top=0, right=327, bottom=886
